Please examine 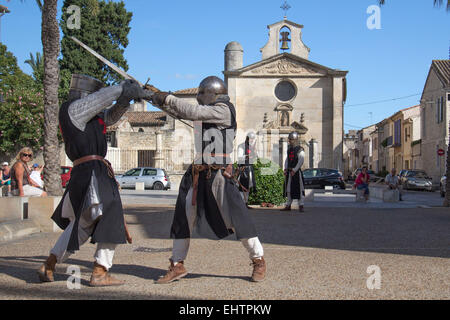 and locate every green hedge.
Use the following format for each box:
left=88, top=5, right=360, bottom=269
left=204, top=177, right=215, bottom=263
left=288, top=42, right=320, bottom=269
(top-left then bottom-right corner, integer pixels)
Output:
left=247, top=158, right=286, bottom=206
